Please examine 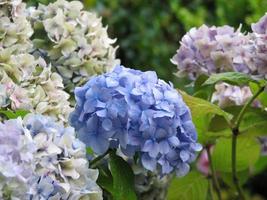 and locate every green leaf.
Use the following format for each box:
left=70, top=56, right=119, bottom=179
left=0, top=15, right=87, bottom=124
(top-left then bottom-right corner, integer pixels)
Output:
left=213, top=135, right=261, bottom=172
left=97, top=167, right=114, bottom=196
left=167, top=171, right=208, bottom=200
left=86, top=147, right=94, bottom=155
left=0, top=109, right=30, bottom=119
left=241, top=122, right=267, bottom=137
left=203, top=72, right=257, bottom=86
left=209, top=106, right=267, bottom=134
left=220, top=169, right=249, bottom=188
left=193, top=74, right=214, bottom=100
left=249, top=82, right=267, bottom=107
left=110, top=152, right=137, bottom=200
left=179, top=90, right=233, bottom=144
left=253, top=156, right=267, bottom=175
left=180, top=90, right=233, bottom=122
